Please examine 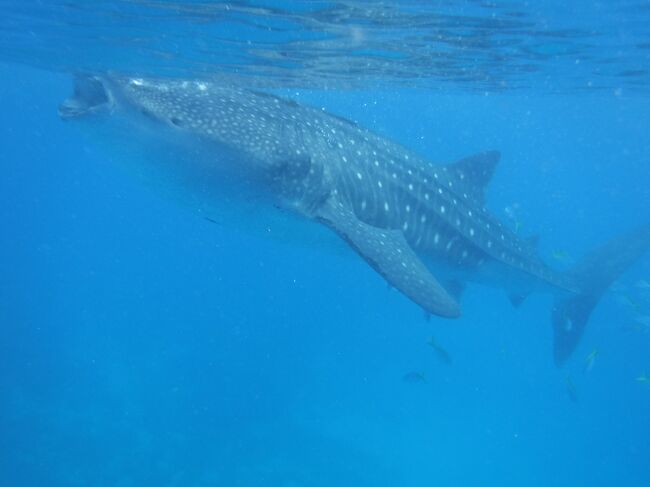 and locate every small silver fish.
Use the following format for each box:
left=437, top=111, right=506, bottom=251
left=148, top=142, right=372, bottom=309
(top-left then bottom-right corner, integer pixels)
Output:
left=402, top=371, right=427, bottom=384
left=566, top=375, right=578, bottom=403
